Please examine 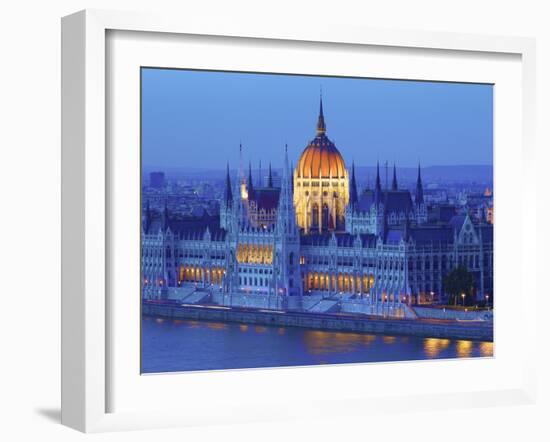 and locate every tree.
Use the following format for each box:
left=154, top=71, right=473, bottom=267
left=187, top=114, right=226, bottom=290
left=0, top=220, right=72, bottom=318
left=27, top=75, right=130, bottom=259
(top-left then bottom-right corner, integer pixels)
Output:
left=444, top=265, right=475, bottom=306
